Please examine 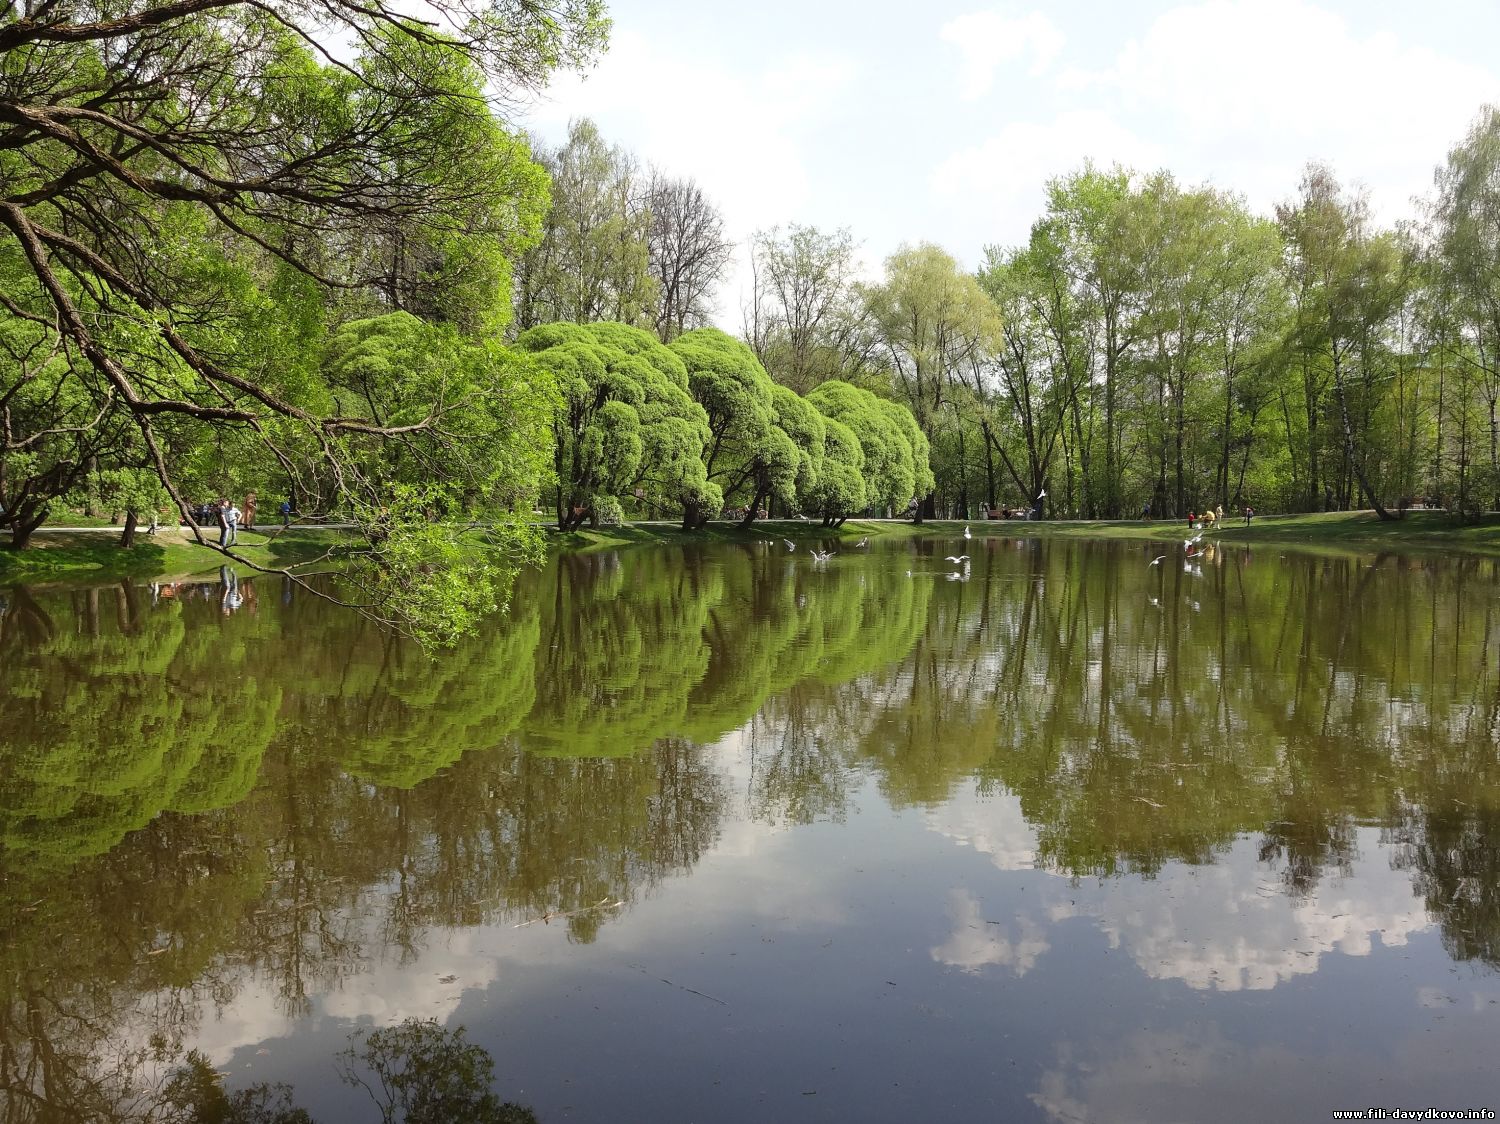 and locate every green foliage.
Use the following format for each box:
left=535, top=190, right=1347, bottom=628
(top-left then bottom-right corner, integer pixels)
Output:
left=668, top=327, right=783, bottom=523
left=160, top=1052, right=312, bottom=1124
left=807, top=380, right=923, bottom=517
left=0, top=0, right=596, bottom=641
left=515, top=118, right=656, bottom=330
left=339, top=1019, right=538, bottom=1124
left=861, top=243, right=1002, bottom=505
left=800, top=415, right=866, bottom=520
left=516, top=321, right=711, bottom=528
